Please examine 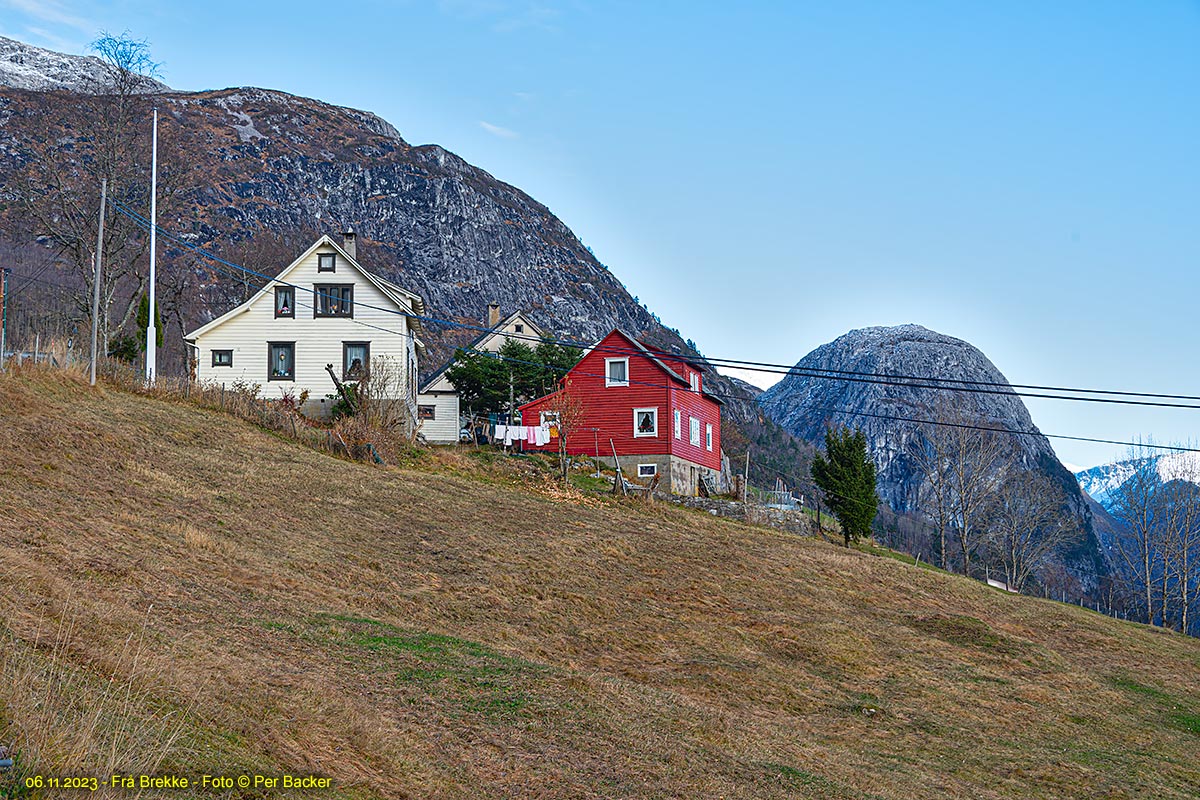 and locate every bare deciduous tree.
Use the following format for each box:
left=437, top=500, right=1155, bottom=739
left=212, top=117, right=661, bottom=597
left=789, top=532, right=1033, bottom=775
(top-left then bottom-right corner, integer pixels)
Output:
left=540, top=377, right=587, bottom=484
left=1110, top=444, right=1163, bottom=626
left=983, top=467, right=1081, bottom=592
left=911, top=401, right=1008, bottom=576
left=13, top=32, right=190, bottom=359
